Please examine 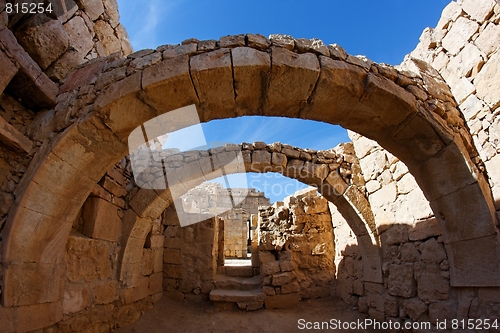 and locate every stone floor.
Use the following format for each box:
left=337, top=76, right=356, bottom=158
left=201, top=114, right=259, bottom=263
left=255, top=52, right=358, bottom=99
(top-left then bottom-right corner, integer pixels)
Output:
left=113, top=295, right=369, bottom=333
